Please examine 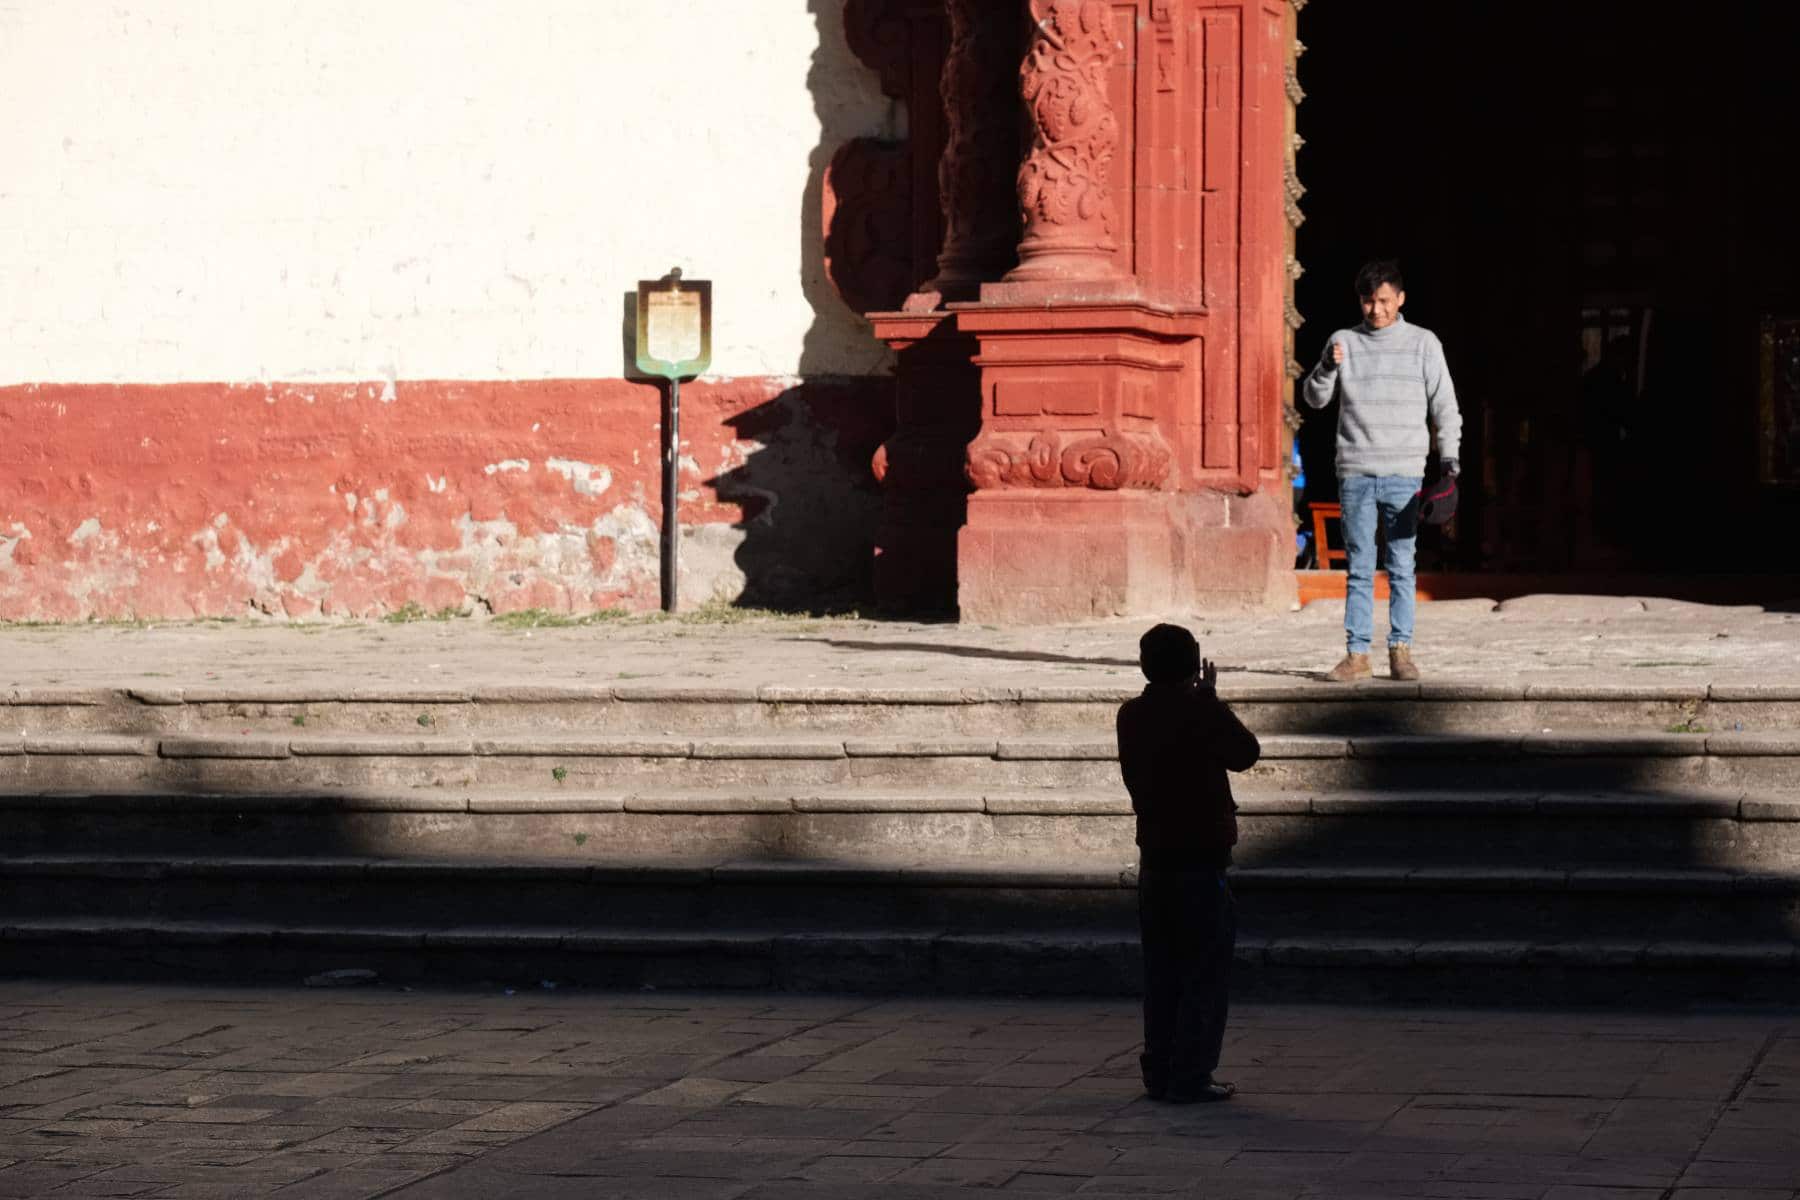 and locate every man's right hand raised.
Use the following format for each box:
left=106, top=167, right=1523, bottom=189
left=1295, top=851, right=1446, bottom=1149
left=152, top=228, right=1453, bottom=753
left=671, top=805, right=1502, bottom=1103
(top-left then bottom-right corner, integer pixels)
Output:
left=1330, top=341, right=1345, bottom=366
